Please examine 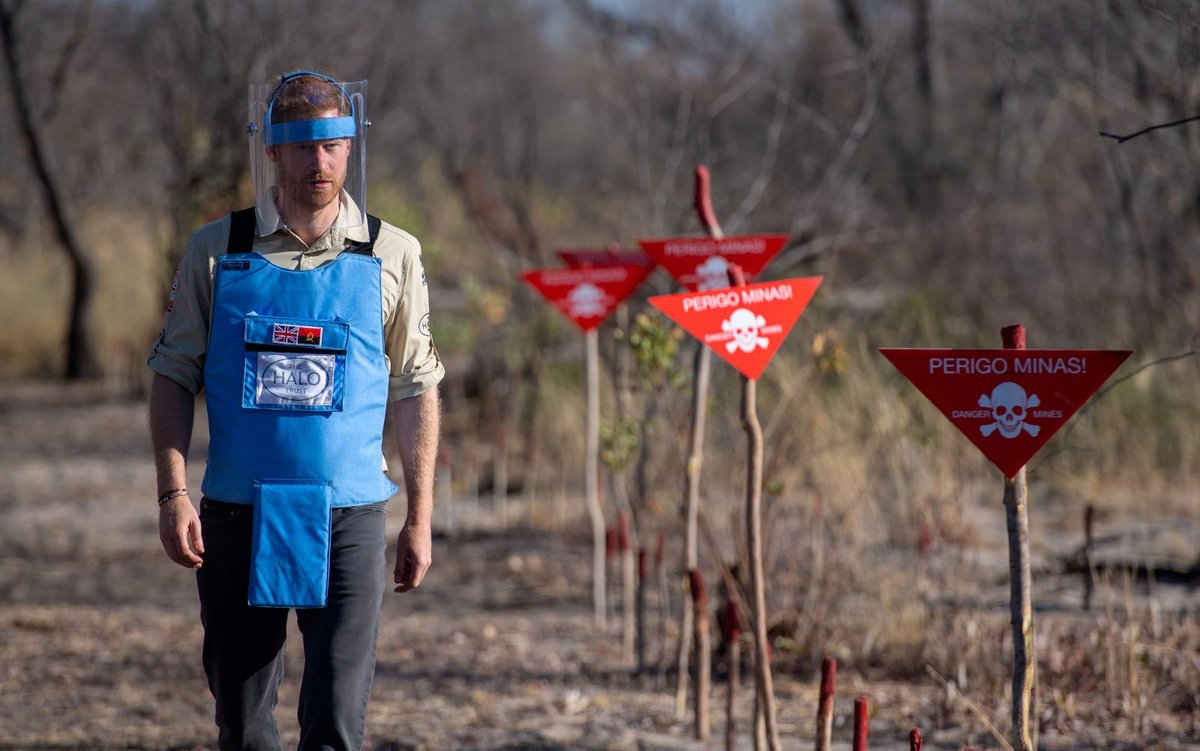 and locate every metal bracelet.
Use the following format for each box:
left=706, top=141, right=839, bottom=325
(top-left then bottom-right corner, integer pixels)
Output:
left=157, top=488, right=188, bottom=506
